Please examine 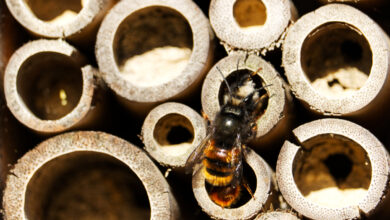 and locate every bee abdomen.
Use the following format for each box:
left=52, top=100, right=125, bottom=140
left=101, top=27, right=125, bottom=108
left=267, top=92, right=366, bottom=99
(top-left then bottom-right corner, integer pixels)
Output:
left=203, top=158, right=235, bottom=186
